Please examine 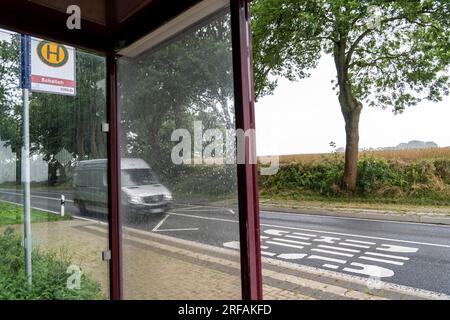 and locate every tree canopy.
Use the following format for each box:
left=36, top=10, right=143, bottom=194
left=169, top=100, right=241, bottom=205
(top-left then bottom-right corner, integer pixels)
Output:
left=252, top=0, right=450, bottom=190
